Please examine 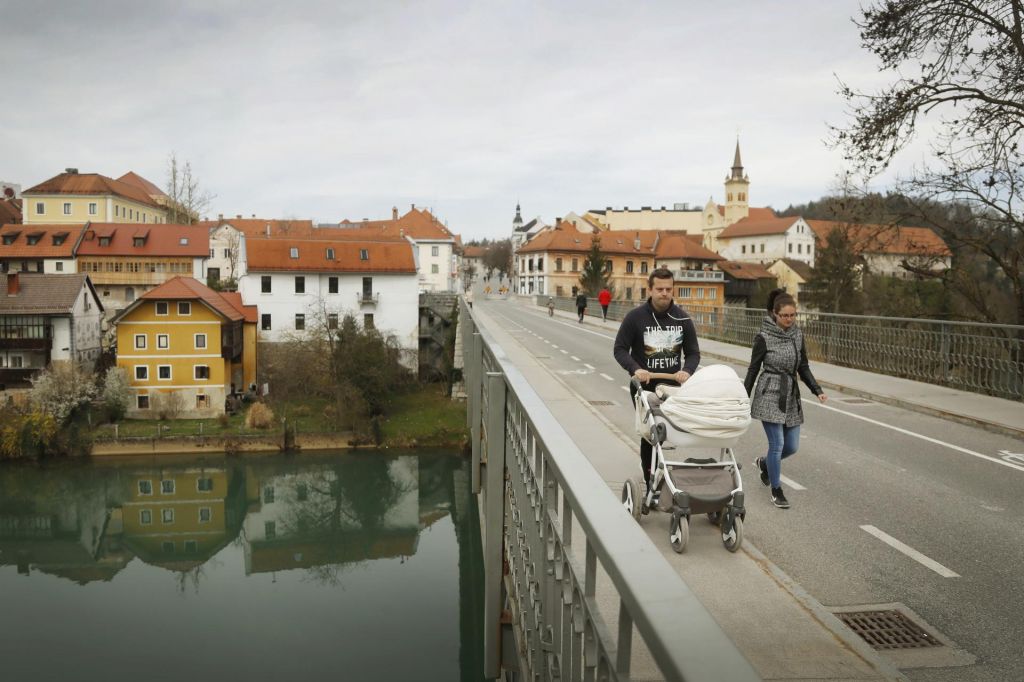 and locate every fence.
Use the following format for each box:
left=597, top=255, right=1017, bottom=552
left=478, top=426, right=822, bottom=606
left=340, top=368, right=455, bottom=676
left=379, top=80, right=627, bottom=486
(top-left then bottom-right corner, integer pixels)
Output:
left=537, top=296, right=1024, bottom=401
left=463, top=301, right=758, bottom=681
